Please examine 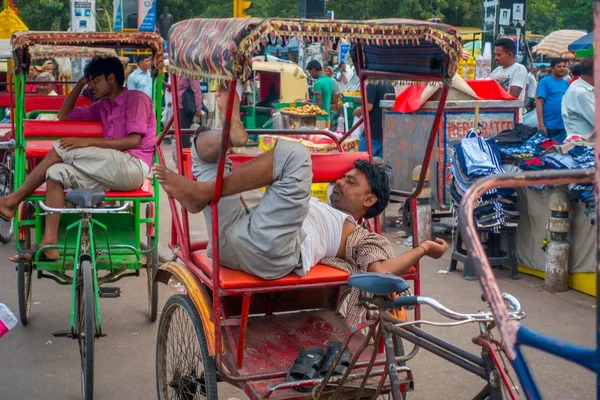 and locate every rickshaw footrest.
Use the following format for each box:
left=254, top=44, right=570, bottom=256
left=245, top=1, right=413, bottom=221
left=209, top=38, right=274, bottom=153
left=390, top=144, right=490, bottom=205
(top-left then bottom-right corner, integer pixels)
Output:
left=52, top=329, right=72, bottom=338
left=99, top=286, right=121, bottom=298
